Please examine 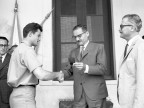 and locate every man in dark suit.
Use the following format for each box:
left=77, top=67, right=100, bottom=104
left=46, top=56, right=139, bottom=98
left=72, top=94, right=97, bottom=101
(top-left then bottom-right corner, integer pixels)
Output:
left=63, top=24, right=108, bottom=108
left=0, top=36, right=12, bottom=108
